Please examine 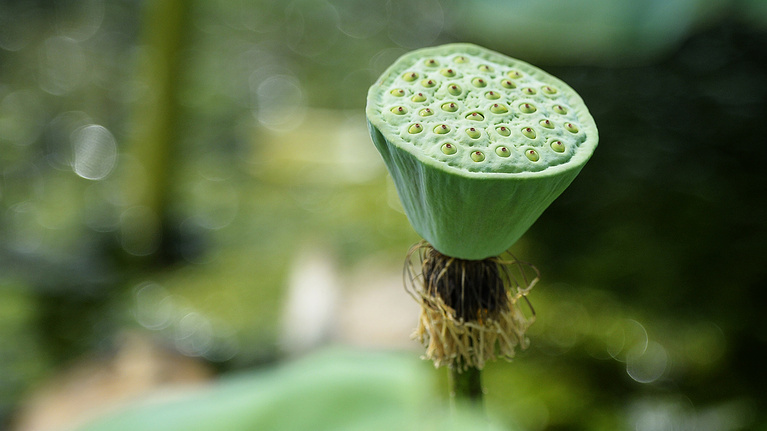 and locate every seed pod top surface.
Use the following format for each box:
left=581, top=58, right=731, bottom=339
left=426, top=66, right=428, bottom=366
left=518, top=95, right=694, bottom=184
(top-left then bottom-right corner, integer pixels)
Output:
left=367, top=43, right=598, bottom=259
